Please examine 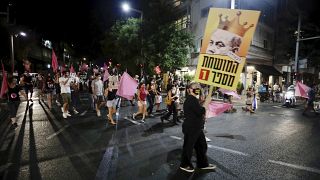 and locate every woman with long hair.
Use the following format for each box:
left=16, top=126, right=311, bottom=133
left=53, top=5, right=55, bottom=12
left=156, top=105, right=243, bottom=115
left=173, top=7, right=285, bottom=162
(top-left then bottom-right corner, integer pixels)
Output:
left=132, top=83, right=148, bottom=123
